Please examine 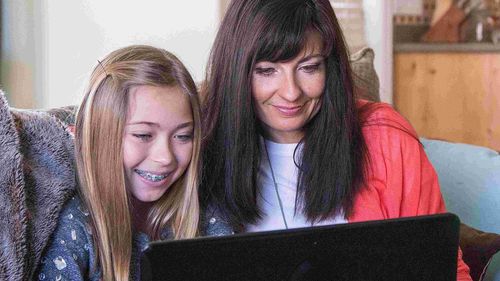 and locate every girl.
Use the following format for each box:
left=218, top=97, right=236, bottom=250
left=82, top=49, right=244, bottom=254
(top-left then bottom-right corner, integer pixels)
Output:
left=38, top=45, right=201, bottom=280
